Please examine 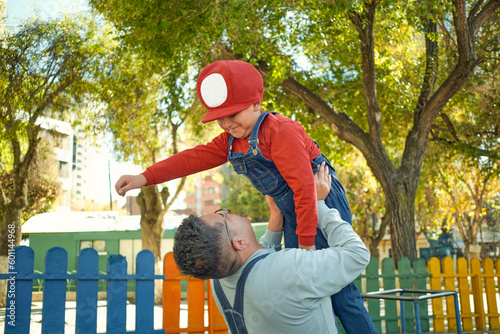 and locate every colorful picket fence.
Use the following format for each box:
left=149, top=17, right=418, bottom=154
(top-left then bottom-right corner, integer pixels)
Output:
left=2, top=247, right=500, bottom=334
left=160, top=254, right=500, bottom=334
left=357, top=256, right=500, bottom=334
left=0, top=246, right=164, bottom=334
